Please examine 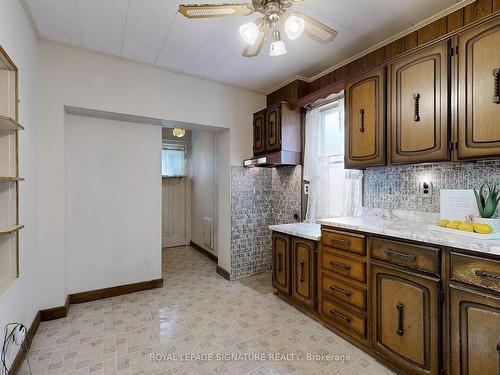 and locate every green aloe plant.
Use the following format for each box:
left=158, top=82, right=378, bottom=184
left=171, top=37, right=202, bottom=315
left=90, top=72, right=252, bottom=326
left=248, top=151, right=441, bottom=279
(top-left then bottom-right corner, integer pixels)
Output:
left=474, top=183, right=500, bottom=218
